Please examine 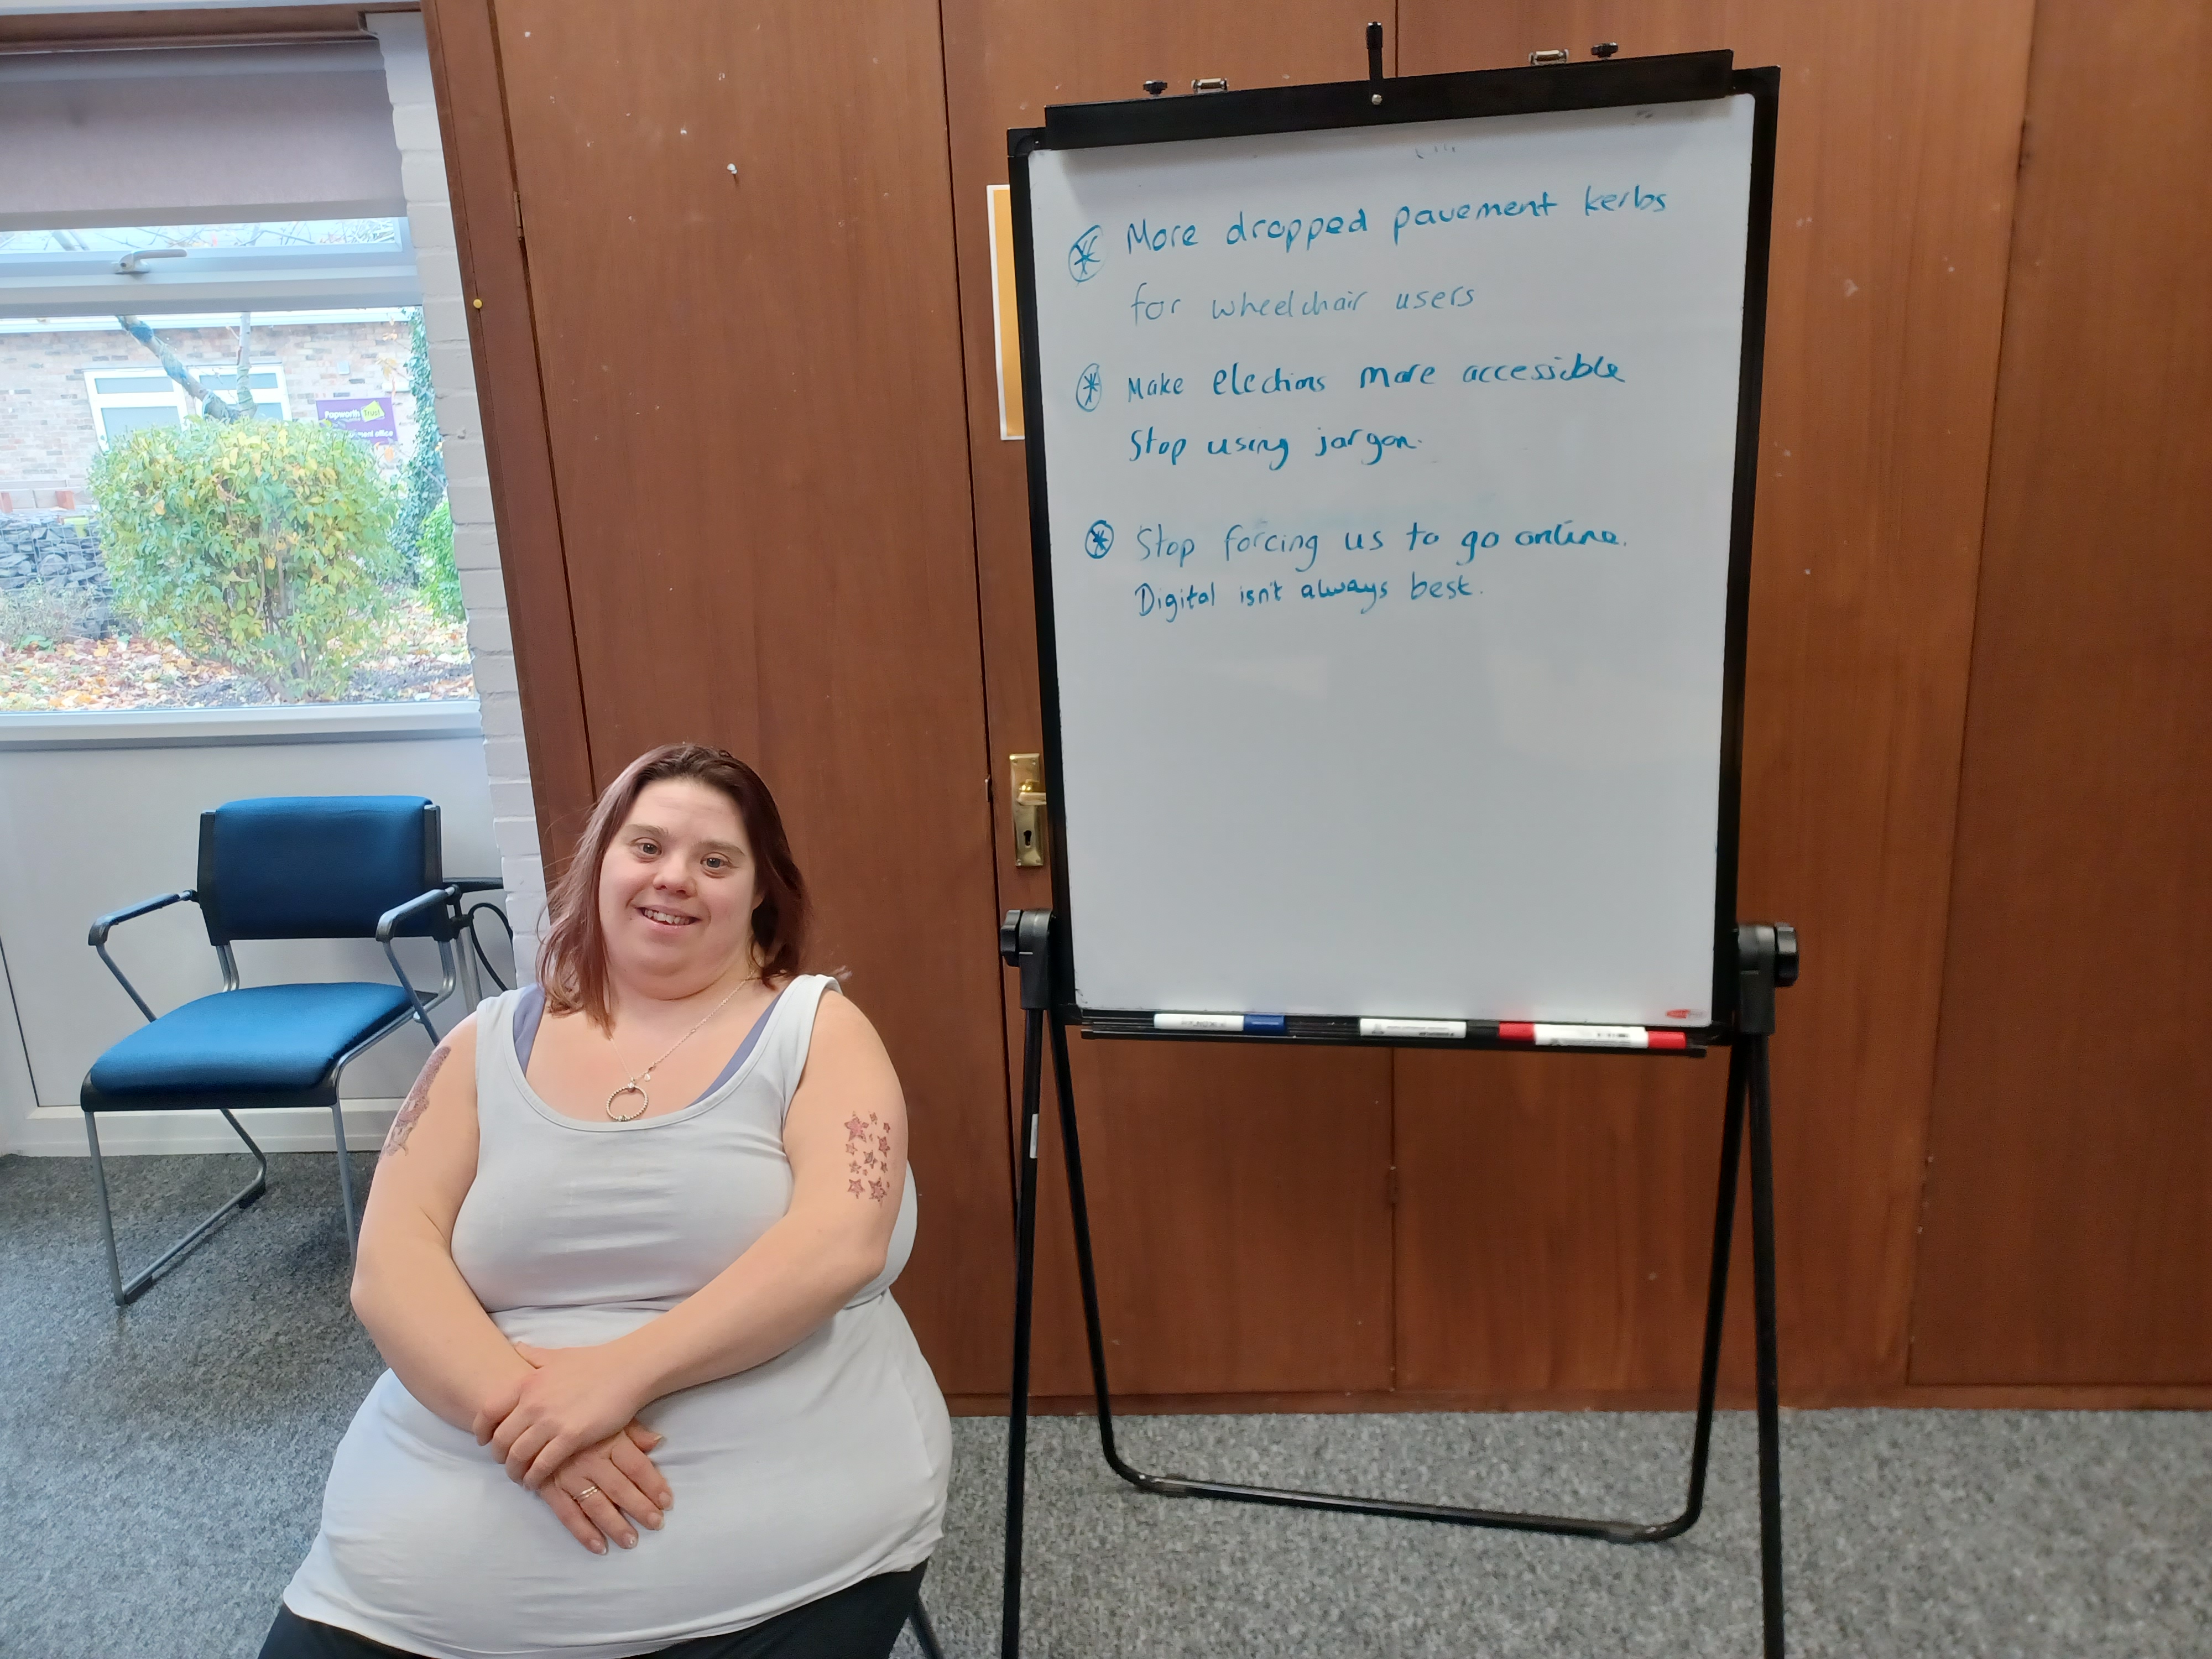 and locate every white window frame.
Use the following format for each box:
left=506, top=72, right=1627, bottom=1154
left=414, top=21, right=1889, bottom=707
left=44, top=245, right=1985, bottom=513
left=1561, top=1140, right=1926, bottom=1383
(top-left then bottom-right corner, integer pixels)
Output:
left=181, top=361, right=290, bottom=422
left=1, top=223, right=419, bottom=319
left=81, top=359, right=290, bottom=445
left=80, top=366, right=186, bottom=443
